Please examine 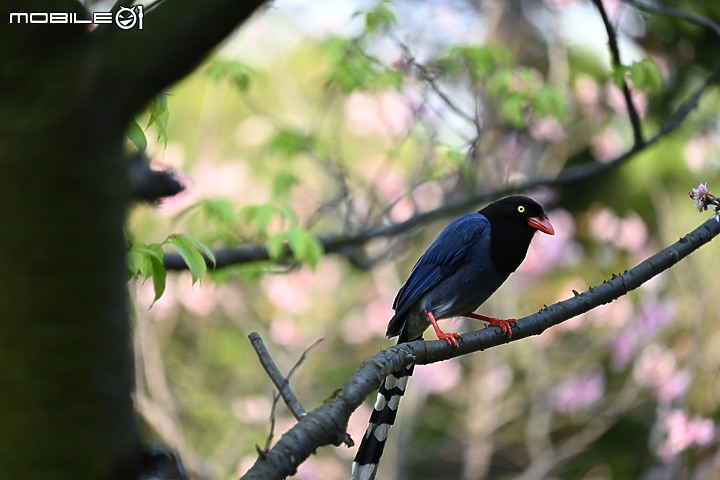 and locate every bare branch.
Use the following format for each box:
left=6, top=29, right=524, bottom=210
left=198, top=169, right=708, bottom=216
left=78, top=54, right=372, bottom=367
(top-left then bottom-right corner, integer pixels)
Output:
left=258, top=337, right=335, bottom=453
left=239, top=216, right=720, bottom=480
left=248, top=332, right=309, bottom=421
left=93, top=0, right=270, bottom=118
left=396, top=42, right=477, bottom=125
left=626, top=0, right=720, bottom=38
left=591, top=0, right=644, bottom=145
